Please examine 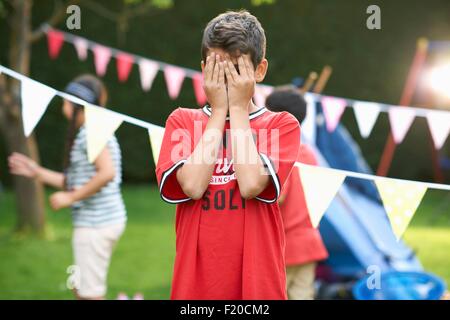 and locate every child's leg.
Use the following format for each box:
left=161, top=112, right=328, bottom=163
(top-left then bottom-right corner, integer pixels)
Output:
left=286, top=263, right=316, bottom=300
left=72, top=224, right=125, bottom=300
